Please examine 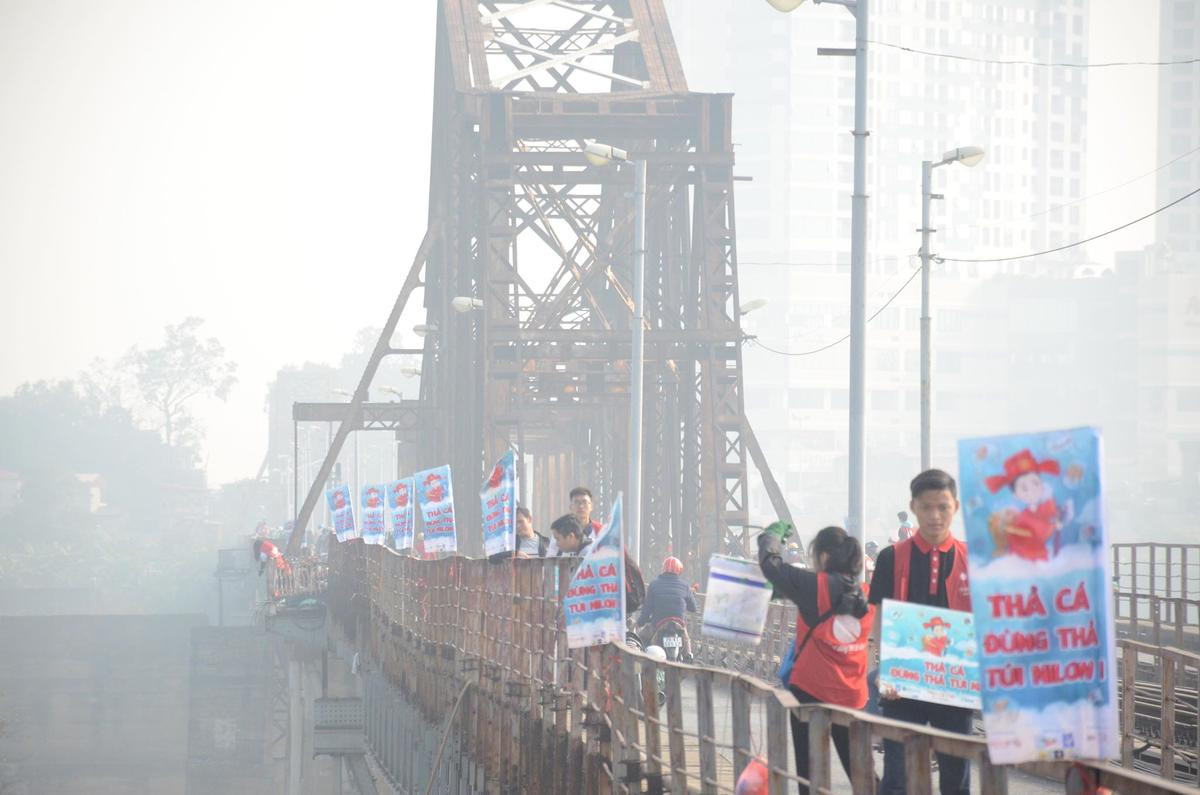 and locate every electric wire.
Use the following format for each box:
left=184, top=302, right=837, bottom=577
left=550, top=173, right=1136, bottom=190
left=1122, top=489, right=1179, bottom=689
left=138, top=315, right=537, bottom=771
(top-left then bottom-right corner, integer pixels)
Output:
left=749, top=264, right=921, bottom=357
left=749, top=186, right=1199, bottom=355
left=937, top=186, right=1200, bottom=263
left=869, top=40, right=1200, bottom=69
